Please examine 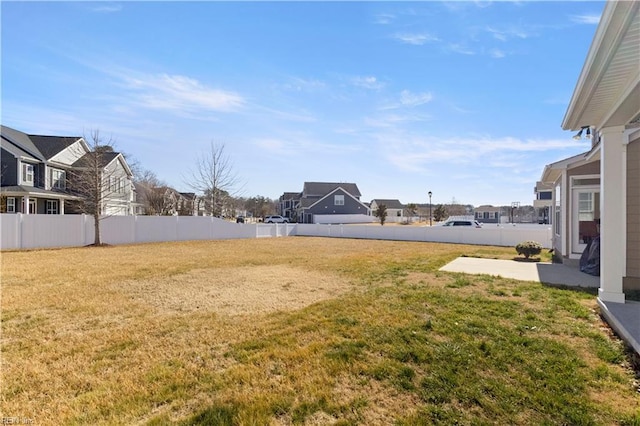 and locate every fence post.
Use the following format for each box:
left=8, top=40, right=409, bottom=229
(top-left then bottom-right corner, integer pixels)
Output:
left=17, top=213, right=23, bottom=250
